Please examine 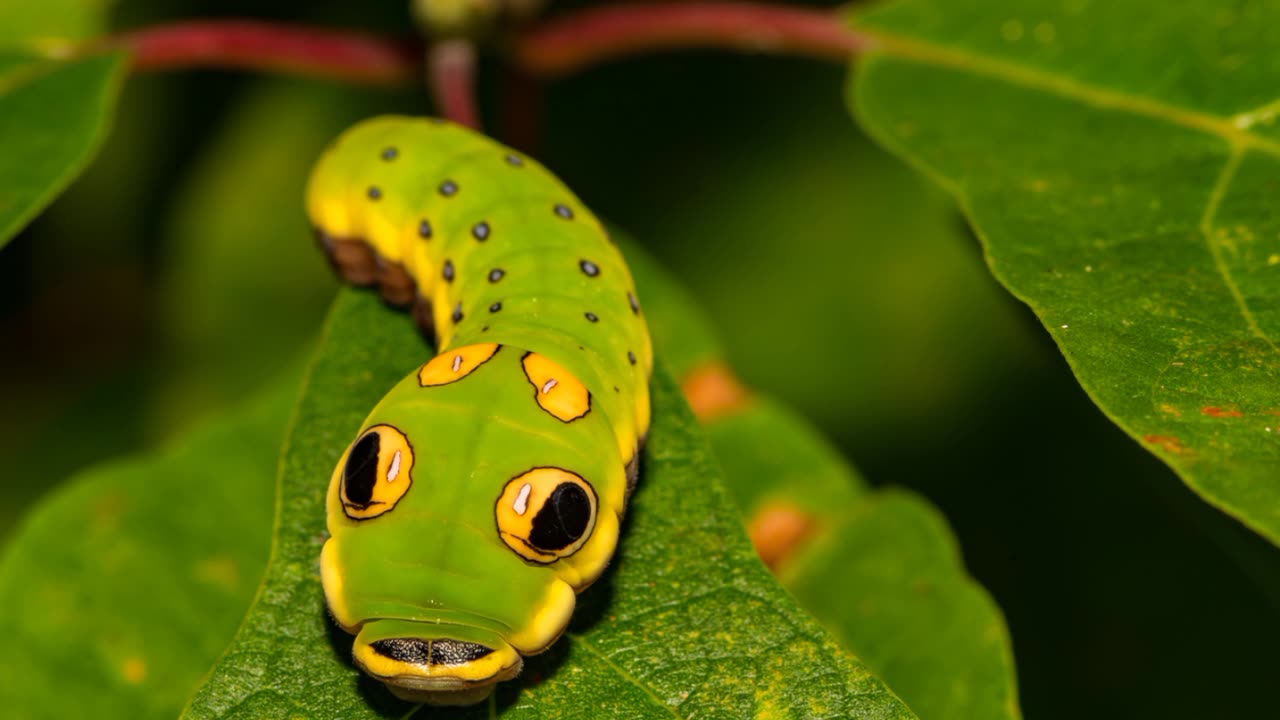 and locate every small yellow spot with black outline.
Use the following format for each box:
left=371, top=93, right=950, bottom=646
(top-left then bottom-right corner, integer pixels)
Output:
left=419, top=343, right=501, bottom=387
left=521, top=352, right=590, bottom=422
